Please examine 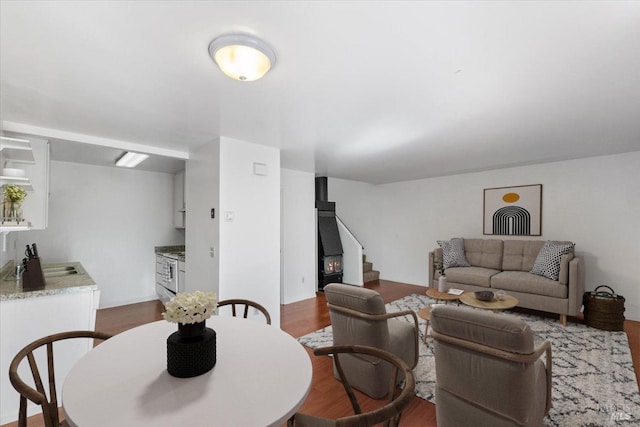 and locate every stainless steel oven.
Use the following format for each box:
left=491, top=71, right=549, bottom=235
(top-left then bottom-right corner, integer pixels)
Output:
left=156, top=254, right=179, bottom=302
